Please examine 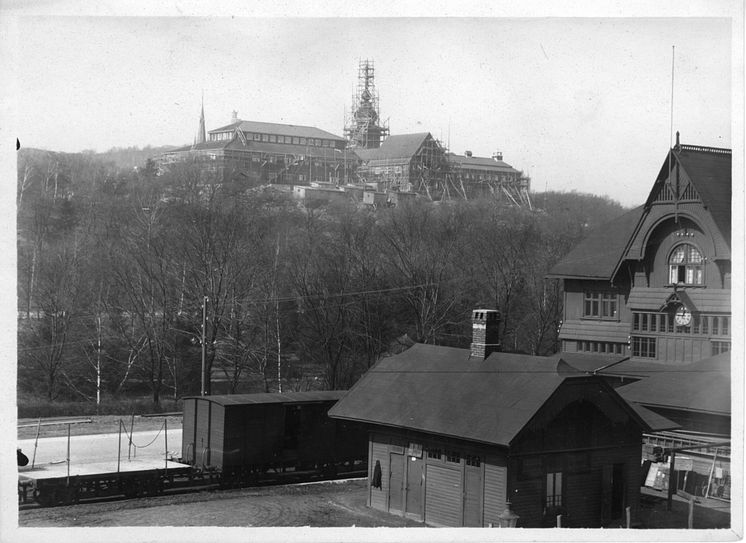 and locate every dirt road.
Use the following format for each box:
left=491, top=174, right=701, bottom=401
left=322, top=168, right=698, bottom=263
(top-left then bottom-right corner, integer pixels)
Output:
left=19, top=479, right=423, bottom=528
